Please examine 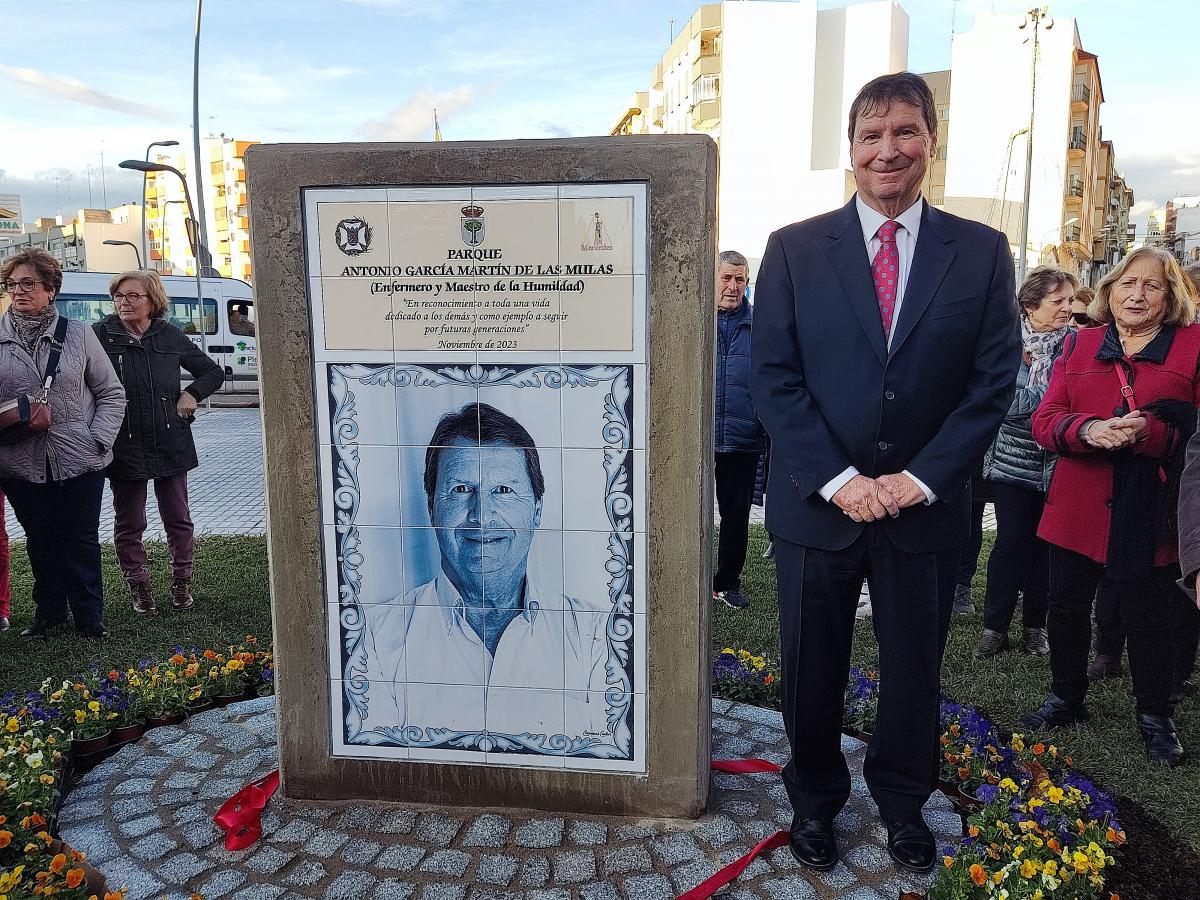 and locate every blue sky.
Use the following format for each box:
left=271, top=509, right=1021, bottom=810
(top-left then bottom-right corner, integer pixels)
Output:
left=3, top=0, right=1194, bottom=231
